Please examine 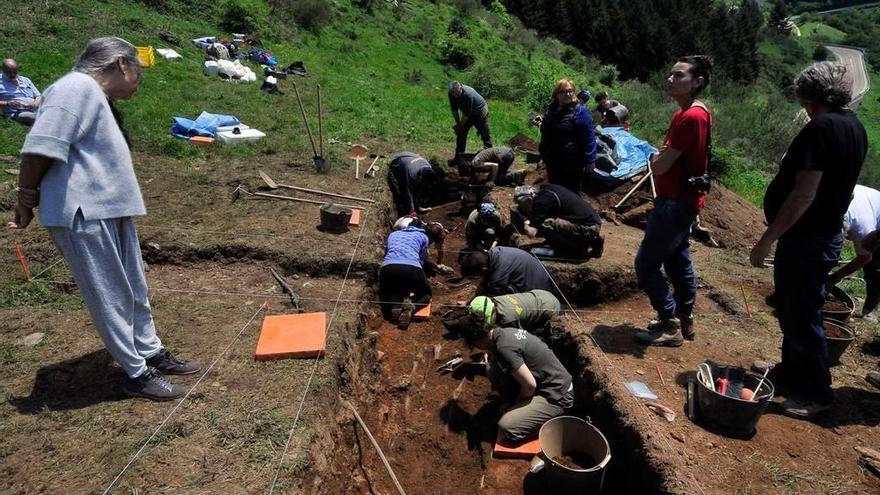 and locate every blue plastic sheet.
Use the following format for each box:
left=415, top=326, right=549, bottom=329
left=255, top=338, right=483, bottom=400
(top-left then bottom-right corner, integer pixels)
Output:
left=171, top=111, right=240, bottom=139
left=590, top=126, right=657, bottom=186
